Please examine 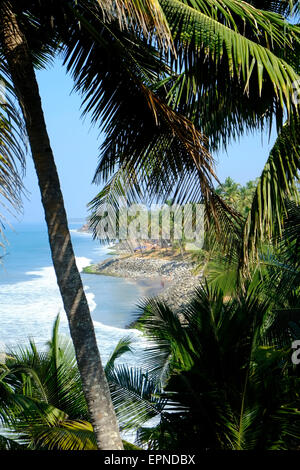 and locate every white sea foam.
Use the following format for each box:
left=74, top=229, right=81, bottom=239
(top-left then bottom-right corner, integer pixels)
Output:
left=70, top=229, right=92, bottom=237
left=0, top=245, right=153, bottom=446
left=0, top=256, right=149, bottom=367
